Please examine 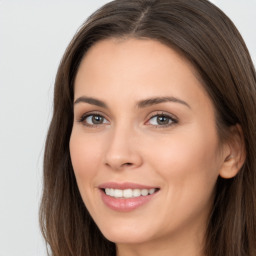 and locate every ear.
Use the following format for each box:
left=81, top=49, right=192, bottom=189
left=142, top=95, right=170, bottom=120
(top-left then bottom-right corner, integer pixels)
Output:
left=219, top=124, right=246, bottom=179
